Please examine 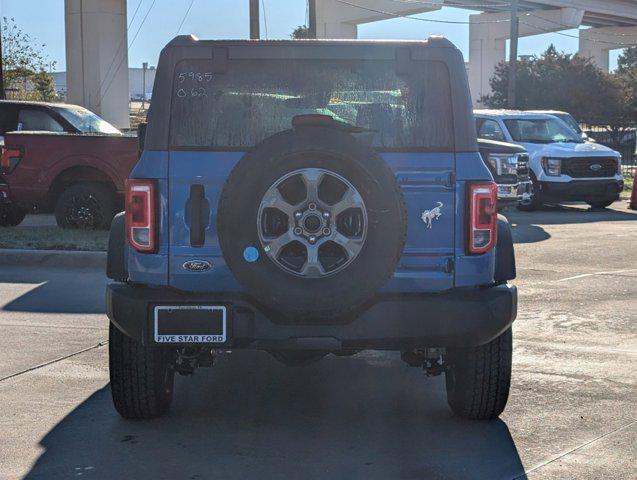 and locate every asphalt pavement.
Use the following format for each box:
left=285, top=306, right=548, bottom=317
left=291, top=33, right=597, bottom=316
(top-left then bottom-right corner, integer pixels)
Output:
left=0, top=201, right=635, bottom=480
